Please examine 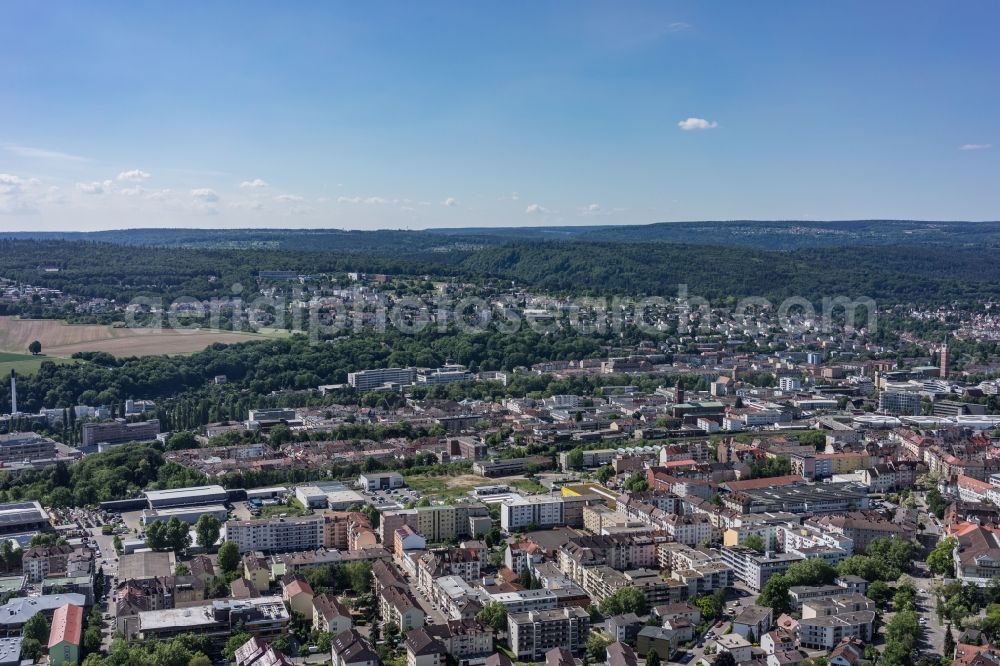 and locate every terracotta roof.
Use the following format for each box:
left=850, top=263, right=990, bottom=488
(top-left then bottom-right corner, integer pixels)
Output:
left=48, top=603, right=83, bottom=649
